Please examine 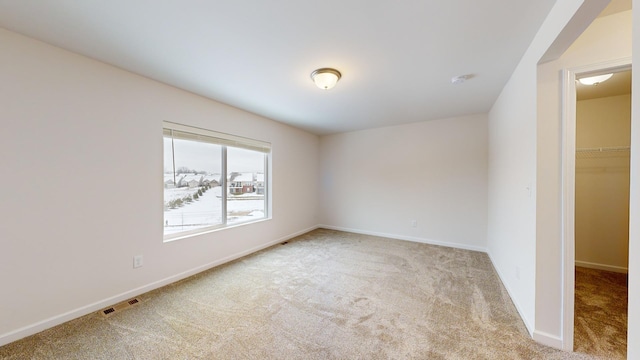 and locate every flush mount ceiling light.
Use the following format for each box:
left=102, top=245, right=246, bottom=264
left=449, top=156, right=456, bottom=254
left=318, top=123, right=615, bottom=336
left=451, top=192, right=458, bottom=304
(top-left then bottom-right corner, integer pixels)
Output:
left=310, top=68, right=341, bottom=90
left=578, top=73, right=613, bottom=86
